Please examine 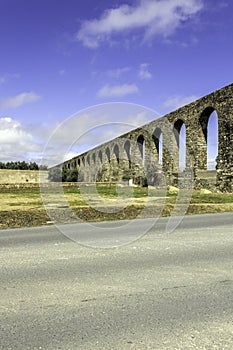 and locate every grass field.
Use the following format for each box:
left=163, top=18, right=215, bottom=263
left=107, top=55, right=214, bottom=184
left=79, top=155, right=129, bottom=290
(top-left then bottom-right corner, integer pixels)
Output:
left=0, top=184, right=233, bottom=229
